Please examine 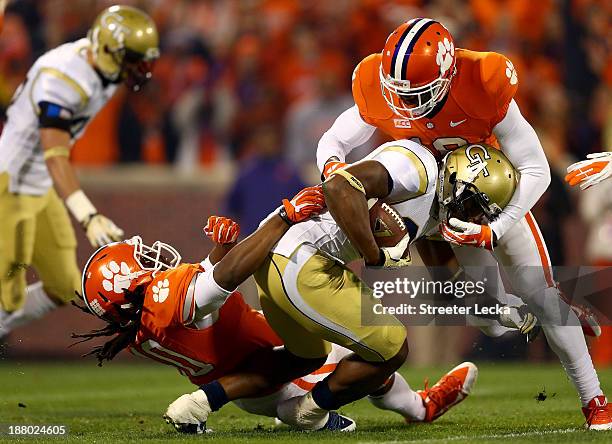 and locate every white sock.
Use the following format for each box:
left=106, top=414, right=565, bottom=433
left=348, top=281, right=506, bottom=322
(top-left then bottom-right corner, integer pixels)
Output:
left=560, top=350, right=603, bottom=407
left=527, top=287, right=602, bottom=407
left=277, top=392, right=329, bottom=430
left=3, top=282, right=58, bottom=331
left=368, top=373, right=425, bottom=421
